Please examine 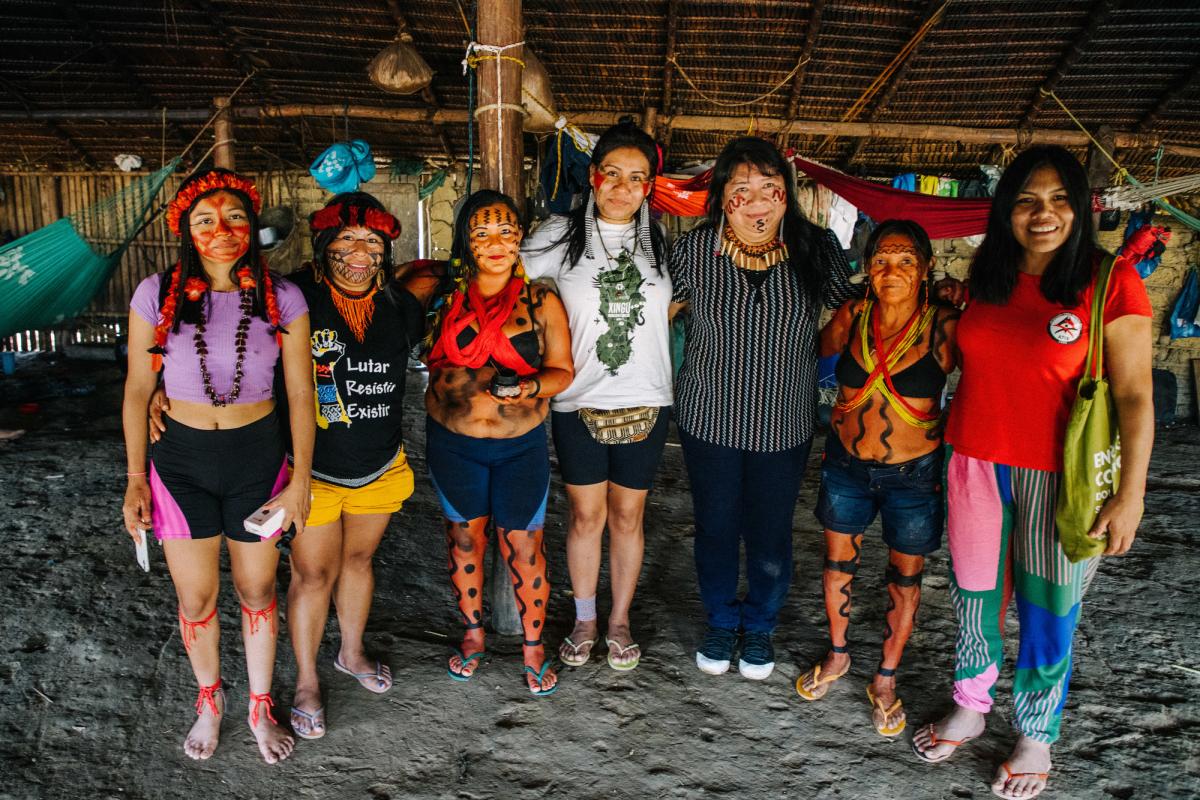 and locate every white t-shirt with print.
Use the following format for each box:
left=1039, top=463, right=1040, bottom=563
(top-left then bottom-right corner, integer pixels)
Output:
left=522, top=215, right=673, bottom=413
